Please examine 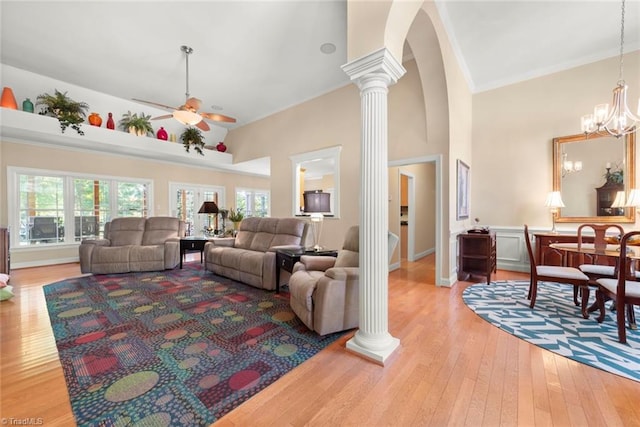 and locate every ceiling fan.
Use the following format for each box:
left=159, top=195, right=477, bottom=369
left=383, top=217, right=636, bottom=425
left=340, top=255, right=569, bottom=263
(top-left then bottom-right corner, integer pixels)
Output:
left=133, top=45, right=236, bottom=132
